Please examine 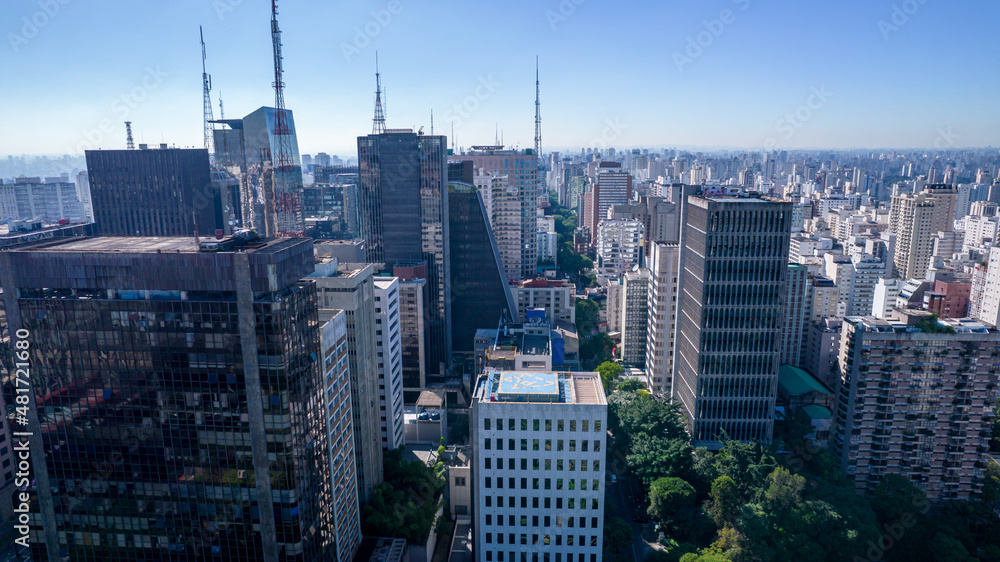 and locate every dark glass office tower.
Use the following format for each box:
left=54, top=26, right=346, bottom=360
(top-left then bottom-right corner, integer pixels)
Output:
left=447, top=182, right=515, bottom=353
left=672, top=193, right=792, bottom=449
left=0, top=236, right=336, bottom=561
left=85, top=147, right=223, bottom=237
left=358, top=130, right=451, bottom=382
